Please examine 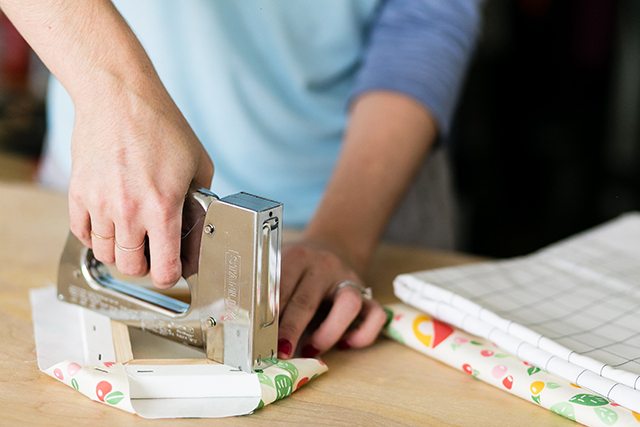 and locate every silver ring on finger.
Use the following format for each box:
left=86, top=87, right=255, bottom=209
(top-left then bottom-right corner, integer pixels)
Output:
left=115, top=239, right=145, bottom=252
left=334, top=279, right=372, bottom=301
